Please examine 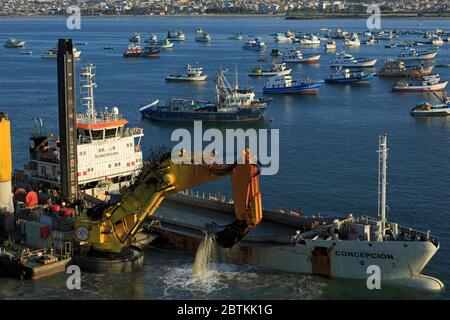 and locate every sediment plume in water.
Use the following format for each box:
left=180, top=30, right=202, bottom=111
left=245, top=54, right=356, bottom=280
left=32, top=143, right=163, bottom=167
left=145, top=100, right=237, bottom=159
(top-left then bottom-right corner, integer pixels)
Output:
left=192, top=233, right=217, bottom=280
